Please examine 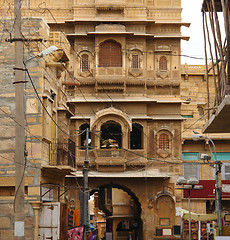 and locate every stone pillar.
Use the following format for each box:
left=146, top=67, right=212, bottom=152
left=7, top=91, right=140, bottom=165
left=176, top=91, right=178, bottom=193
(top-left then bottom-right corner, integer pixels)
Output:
left=30, top=201, right=42, bottom=240
left=141, top=198, right=155, bottom=240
